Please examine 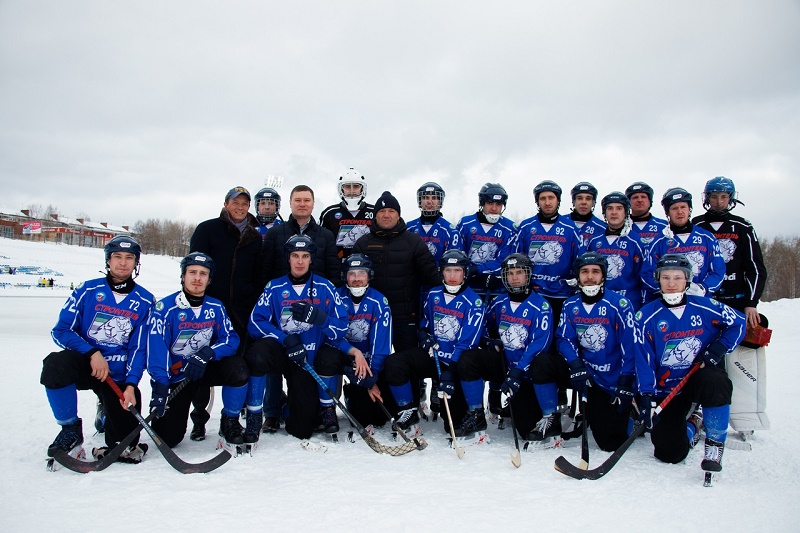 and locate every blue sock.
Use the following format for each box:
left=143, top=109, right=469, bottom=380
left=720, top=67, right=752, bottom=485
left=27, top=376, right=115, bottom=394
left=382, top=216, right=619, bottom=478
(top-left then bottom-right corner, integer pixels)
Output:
left=461, top=379, right=485, bottom=410
left=533, top=382, right=558, bottom=416
left=390, top=381, right=414, bottom=407
left=234, top=375, right=267, bottom=417
left=703, top=405, right=730, bottom=442
left=221, top=384, right=249, bottom=417
left=46, top=385, right=79, bottom=425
